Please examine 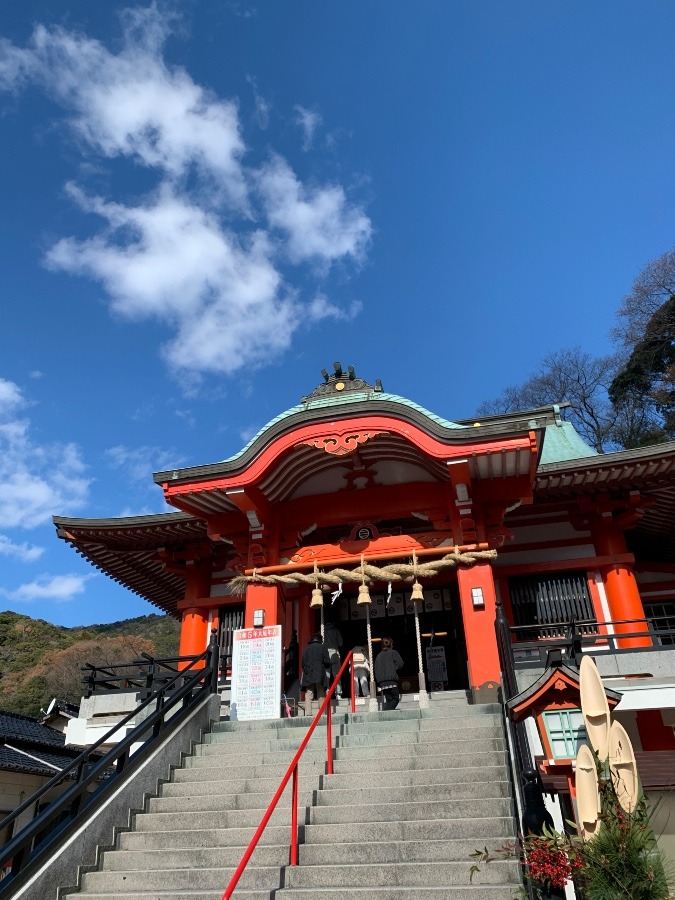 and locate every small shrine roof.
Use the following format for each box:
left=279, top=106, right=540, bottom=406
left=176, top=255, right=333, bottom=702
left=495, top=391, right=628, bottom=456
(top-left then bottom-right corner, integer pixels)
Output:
left=507, top=663, right=621, bottom=722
